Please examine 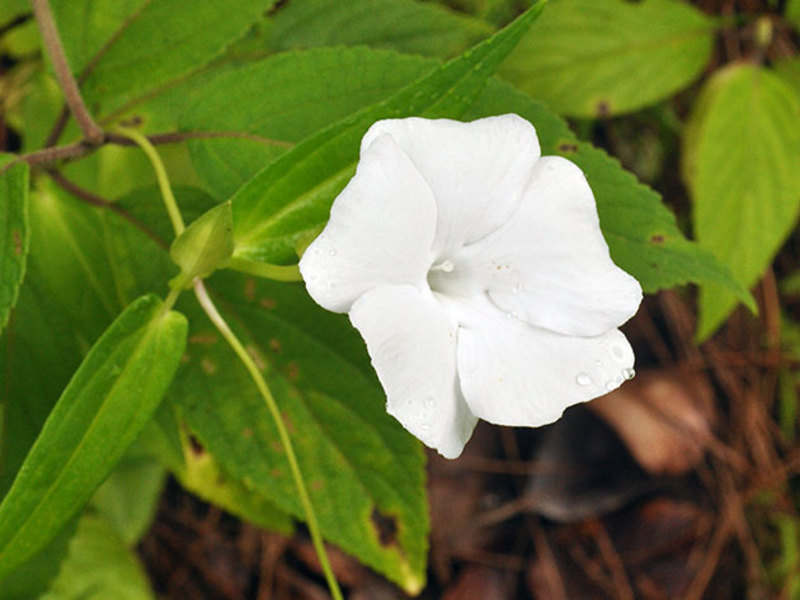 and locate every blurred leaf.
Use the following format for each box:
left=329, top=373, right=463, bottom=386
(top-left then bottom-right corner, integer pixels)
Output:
left=262, top=0, right=492, bottom=57
left=179, top=47, right=435, bottom=199
left=788, top=0, right=800, bottom=29
left=499, top=0, right=714, bottom=117
left=0, top=156, right=29, bottom=333
left=50, top=0, right=278, bottom=119
left=230, top=3, right=546, bottom=264
left=90, top=451, right=166, bottom=545
left=683, top=64, right=800, bottom=339
left=0, top=294, right=187, bottom=582
left=39, top=515, right=154, bottom=600
left=774, top=57, right=800, bottom=97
